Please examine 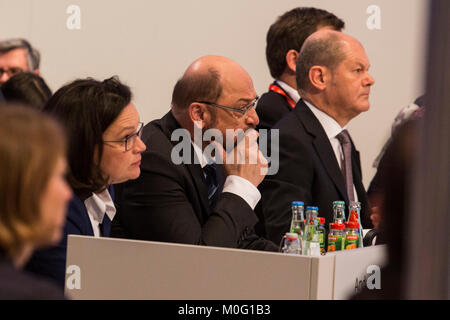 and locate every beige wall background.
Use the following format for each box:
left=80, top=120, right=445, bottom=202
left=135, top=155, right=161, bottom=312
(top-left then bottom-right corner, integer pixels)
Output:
left=0, top=0, right=429, bottom=187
